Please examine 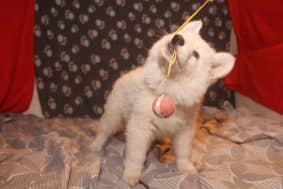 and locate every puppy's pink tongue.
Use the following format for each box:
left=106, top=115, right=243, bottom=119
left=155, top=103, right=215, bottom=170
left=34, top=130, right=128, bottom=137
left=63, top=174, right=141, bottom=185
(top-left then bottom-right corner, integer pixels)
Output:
left=152, top=95, right=175, bottom=118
